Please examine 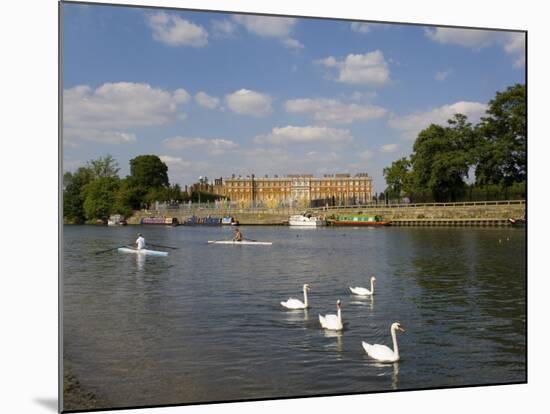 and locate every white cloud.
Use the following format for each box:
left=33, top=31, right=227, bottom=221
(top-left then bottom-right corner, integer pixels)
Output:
left=380, top=143, right=399, bottom=153
left=504, top=32, right=526, bottom=68
left=284, top=98, right=386, bottom=124
left=195, top=91, right=220, bottom=109
left=317, top=51, right=390, bottom=86
left=233, top=15, right=296, bottom=37
left=282, top=38, right=304, bottom=50
left=211, top=19, right=237, bottom=36
left=435, top=69, right=452, bottom=81
left=232, top=15, right=303, bottom=49
left=348, top=91, right=378, bottom=102
left=425, top=27, right=501, bottom=49
left=254, top=125, right=352, bottom=145
left=63, top=82, right=190, bottom=145
left=358, top=150, right=374, bottom=161
left=388, top=101, right=487, bottom=140
left=225, top=89, right=273, bottom=117
left=147, top=12, right=208, bottom=47
left=64, top=128, right=137, bottom=145
left=158, top=155, right=210, bottom=183
left=64, top=82, right=190, bottom=130
left=426, top=28, right=525, bottom=69
left=350, top=22, right=370, bottom=34
left=163, top=136, right=238, bottom=154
